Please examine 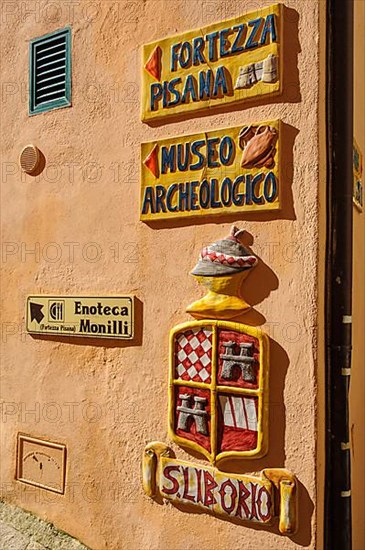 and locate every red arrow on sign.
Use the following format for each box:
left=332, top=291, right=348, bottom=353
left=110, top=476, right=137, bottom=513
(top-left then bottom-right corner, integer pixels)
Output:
left=145, top=46, right=162, bottom=81
left=143, top=144, right=159, bottom=178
